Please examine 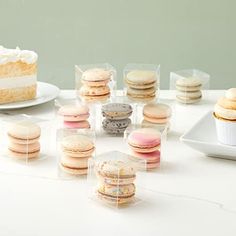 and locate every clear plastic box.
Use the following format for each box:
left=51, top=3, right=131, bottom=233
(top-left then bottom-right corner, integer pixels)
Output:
left=87, top=151, right=146, bottom=208
left=95, top=102, right=135, bottom=136
left=0, top=114, right=53, bottom=164
left=124, top=124, right=167, bottom=171
left=170, top=69, right=210, bottom=104
left=123, top=63, right=160, bottom=103
left=75, top=63, right=117, bottom=104
left=56, top=128, right=96, bottom=179
left=55, top=98, right=95, bottom=130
